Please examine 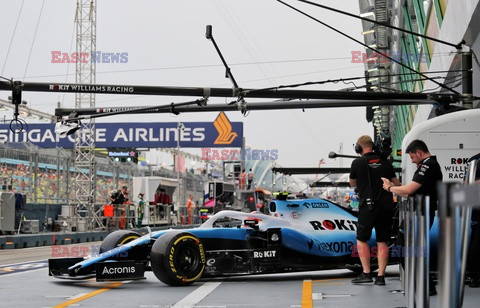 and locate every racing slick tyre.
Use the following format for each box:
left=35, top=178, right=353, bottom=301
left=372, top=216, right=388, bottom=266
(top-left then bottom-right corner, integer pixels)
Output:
left=99, top=230, right=141, bottom=255
left=150, top=231, right=206, bottom=286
